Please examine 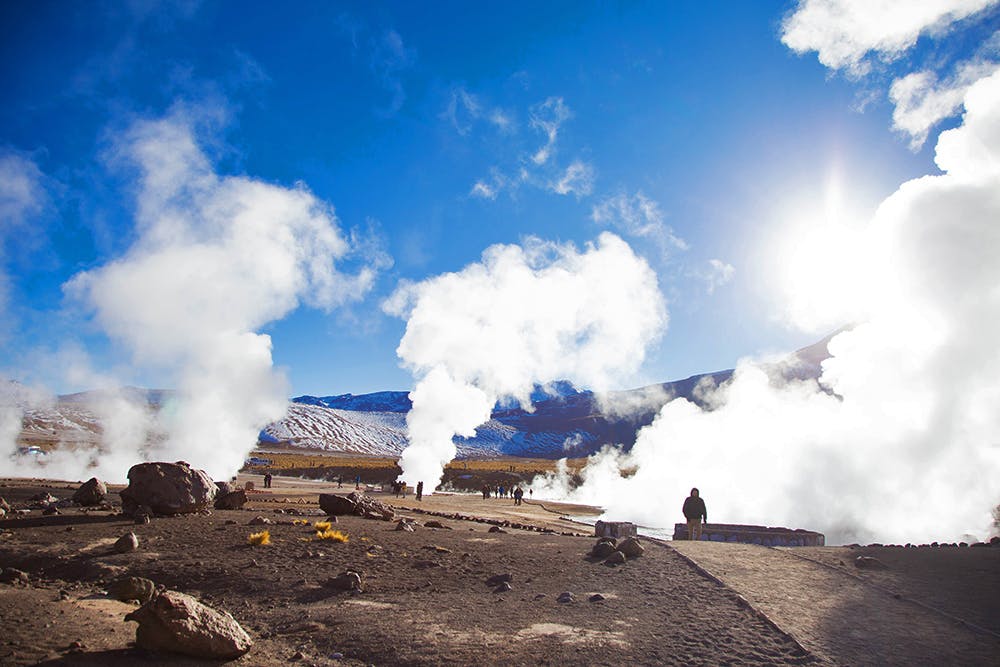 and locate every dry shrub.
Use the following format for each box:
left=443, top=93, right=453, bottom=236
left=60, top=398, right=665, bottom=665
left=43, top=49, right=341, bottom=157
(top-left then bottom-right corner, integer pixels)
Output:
left=292, top=519, right=309, bottom=526
left=313, top=521, right=332, bottom=531
left=315, top=528, right=349, bottom=542
left=247, top=530, right=271, bottom=546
